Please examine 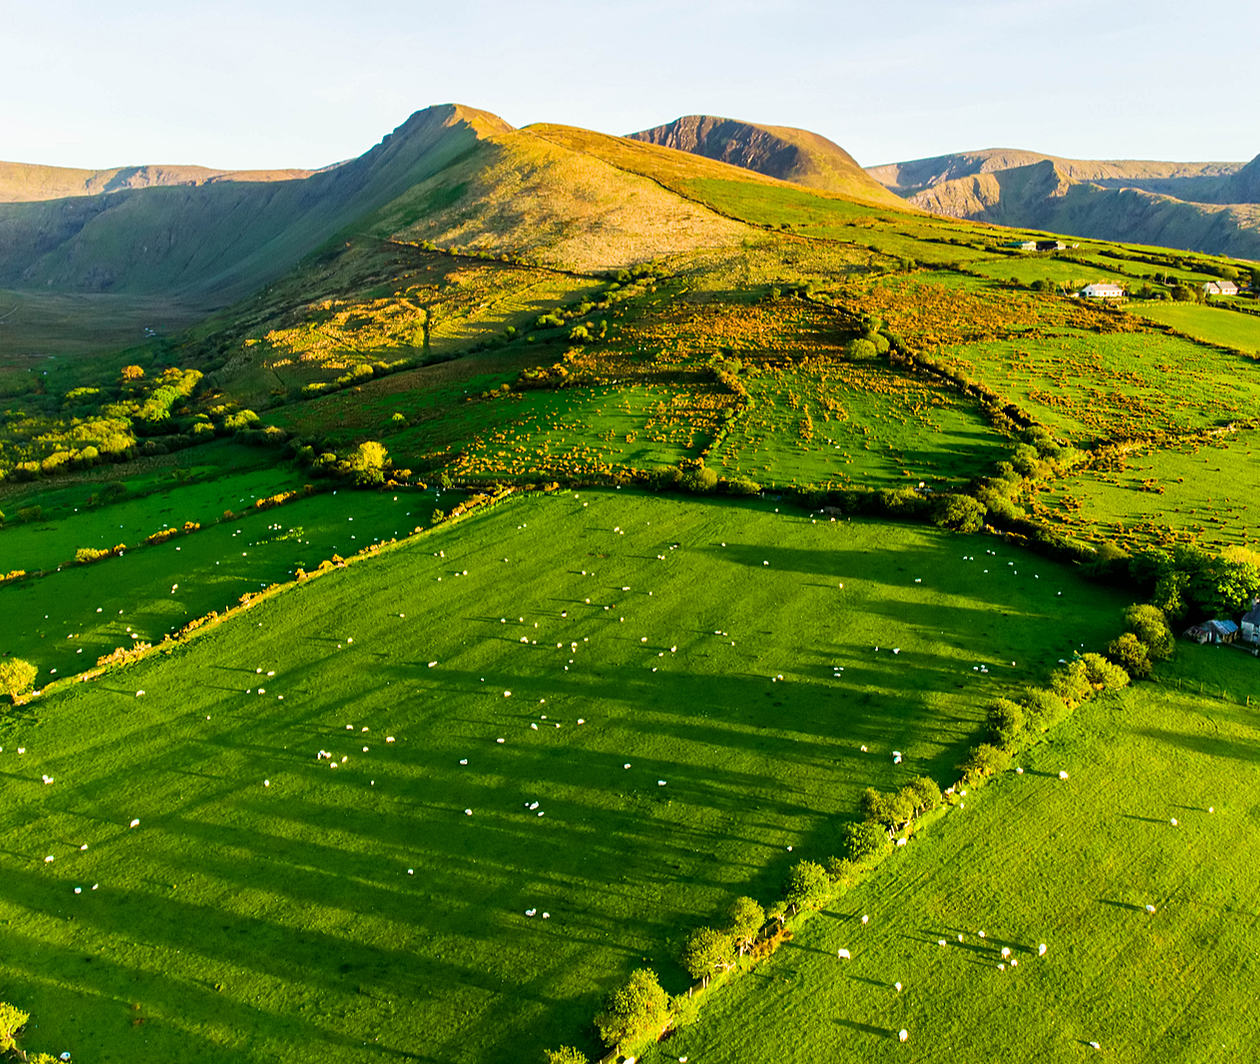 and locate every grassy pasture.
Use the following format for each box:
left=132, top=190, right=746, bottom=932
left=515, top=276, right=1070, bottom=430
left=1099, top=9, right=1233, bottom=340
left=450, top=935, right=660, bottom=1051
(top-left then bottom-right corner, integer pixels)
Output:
left=0, top=464, right=313, bottom=574
left=707, top=361, right=1006, bottom=489
left=932, top=329, right=1260, bottom=441
left=965, top=254, right=1133, bottom=288
left=1126, top=301, right=1260, bottom=355
left=1030, top=431, right=1260, bottom=553
left=641, top=662, right=1260, bottom=1064
left=0, top=490, right=1127, bottom=1064
left=0, top=487, right=428, bottom=681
